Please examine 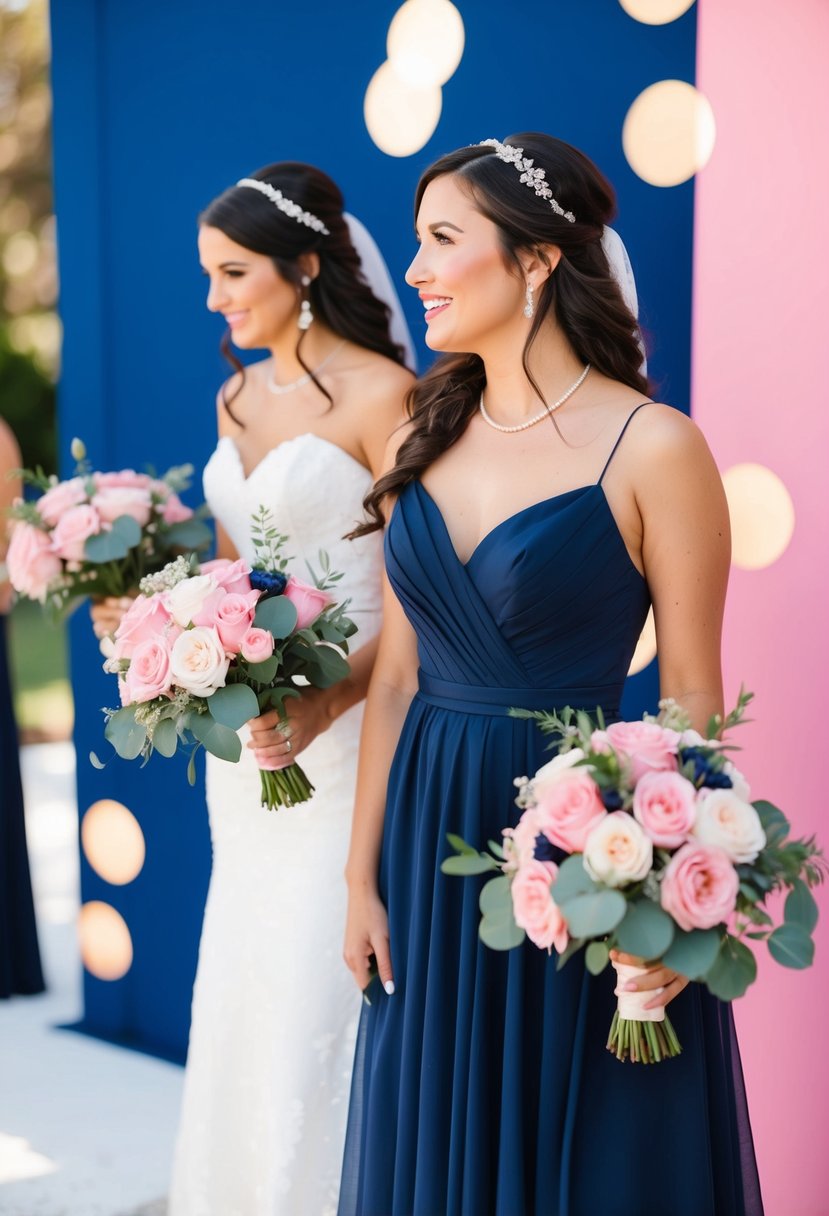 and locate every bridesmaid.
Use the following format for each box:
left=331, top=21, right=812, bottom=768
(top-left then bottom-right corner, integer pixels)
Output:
left=340, top=134, right=762, bottom=1215
left=0, top=416, right=45, bottom=999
